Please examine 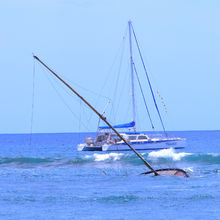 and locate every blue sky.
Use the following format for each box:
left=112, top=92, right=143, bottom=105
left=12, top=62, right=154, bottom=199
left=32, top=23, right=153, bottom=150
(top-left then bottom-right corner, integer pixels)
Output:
left=1, top=0, right=220, bottom=133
